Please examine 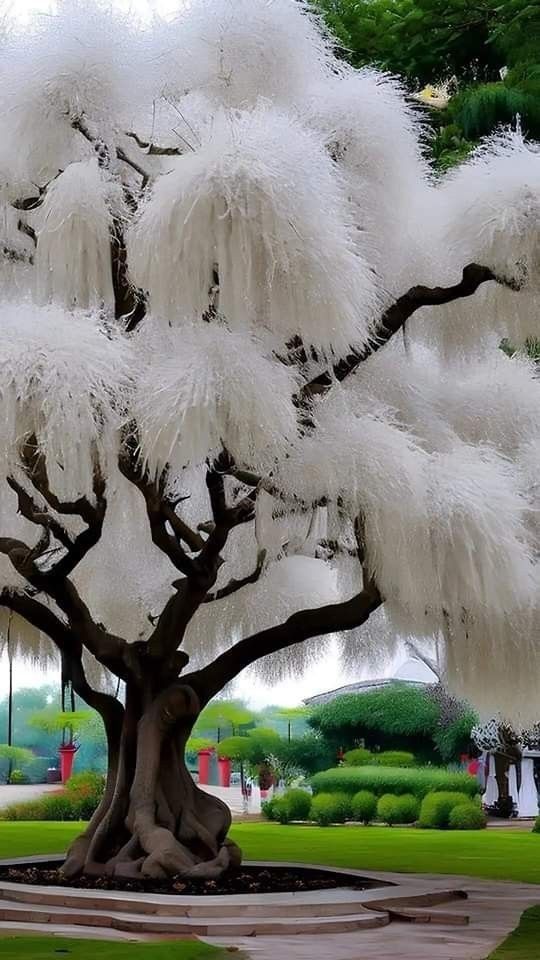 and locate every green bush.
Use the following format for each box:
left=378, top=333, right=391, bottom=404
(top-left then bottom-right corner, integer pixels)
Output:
left=532, top=815, right=540, bottom=834
left=418, top=791, right=473, bottom=829
left=311, top=766, right=478, bottom=800
left=0, top=770, right=105, bottom=822
left=343, top=748, right=371, bottom=766
left=271, top=797, right=290, bottom=824
left=376, top=793, right=419, bottom=825
left=351, top=790, right=377, bottom=824
left=448, top=802, right=487, bottom=831
left=8, top=769, right=27, bottom=785
left=261, top=797, right=278, bottom=821
left=369, top=751, right=416, bottom=768
left=310, top=792, right=352, bottom=826
left=281, top=788, right=312, bottom=821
